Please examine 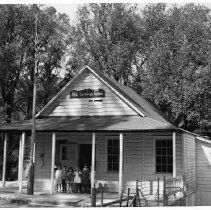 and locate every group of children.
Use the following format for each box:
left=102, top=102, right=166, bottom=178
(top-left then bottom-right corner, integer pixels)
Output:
left=54, top=164, right=91, bottom=194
